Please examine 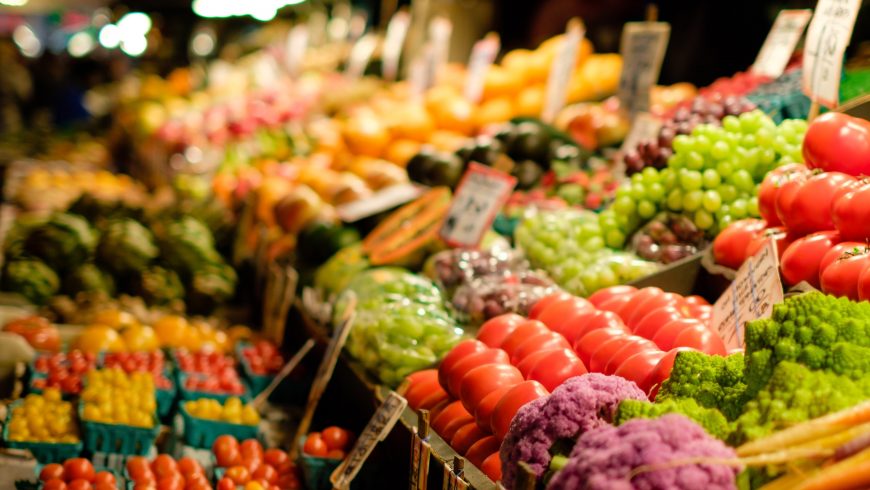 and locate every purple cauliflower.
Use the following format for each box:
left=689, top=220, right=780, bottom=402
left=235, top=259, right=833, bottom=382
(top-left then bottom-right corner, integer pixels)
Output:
left=500, top=374, right=647, bottom=489
left=547, top=414, right=739, bottom=490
